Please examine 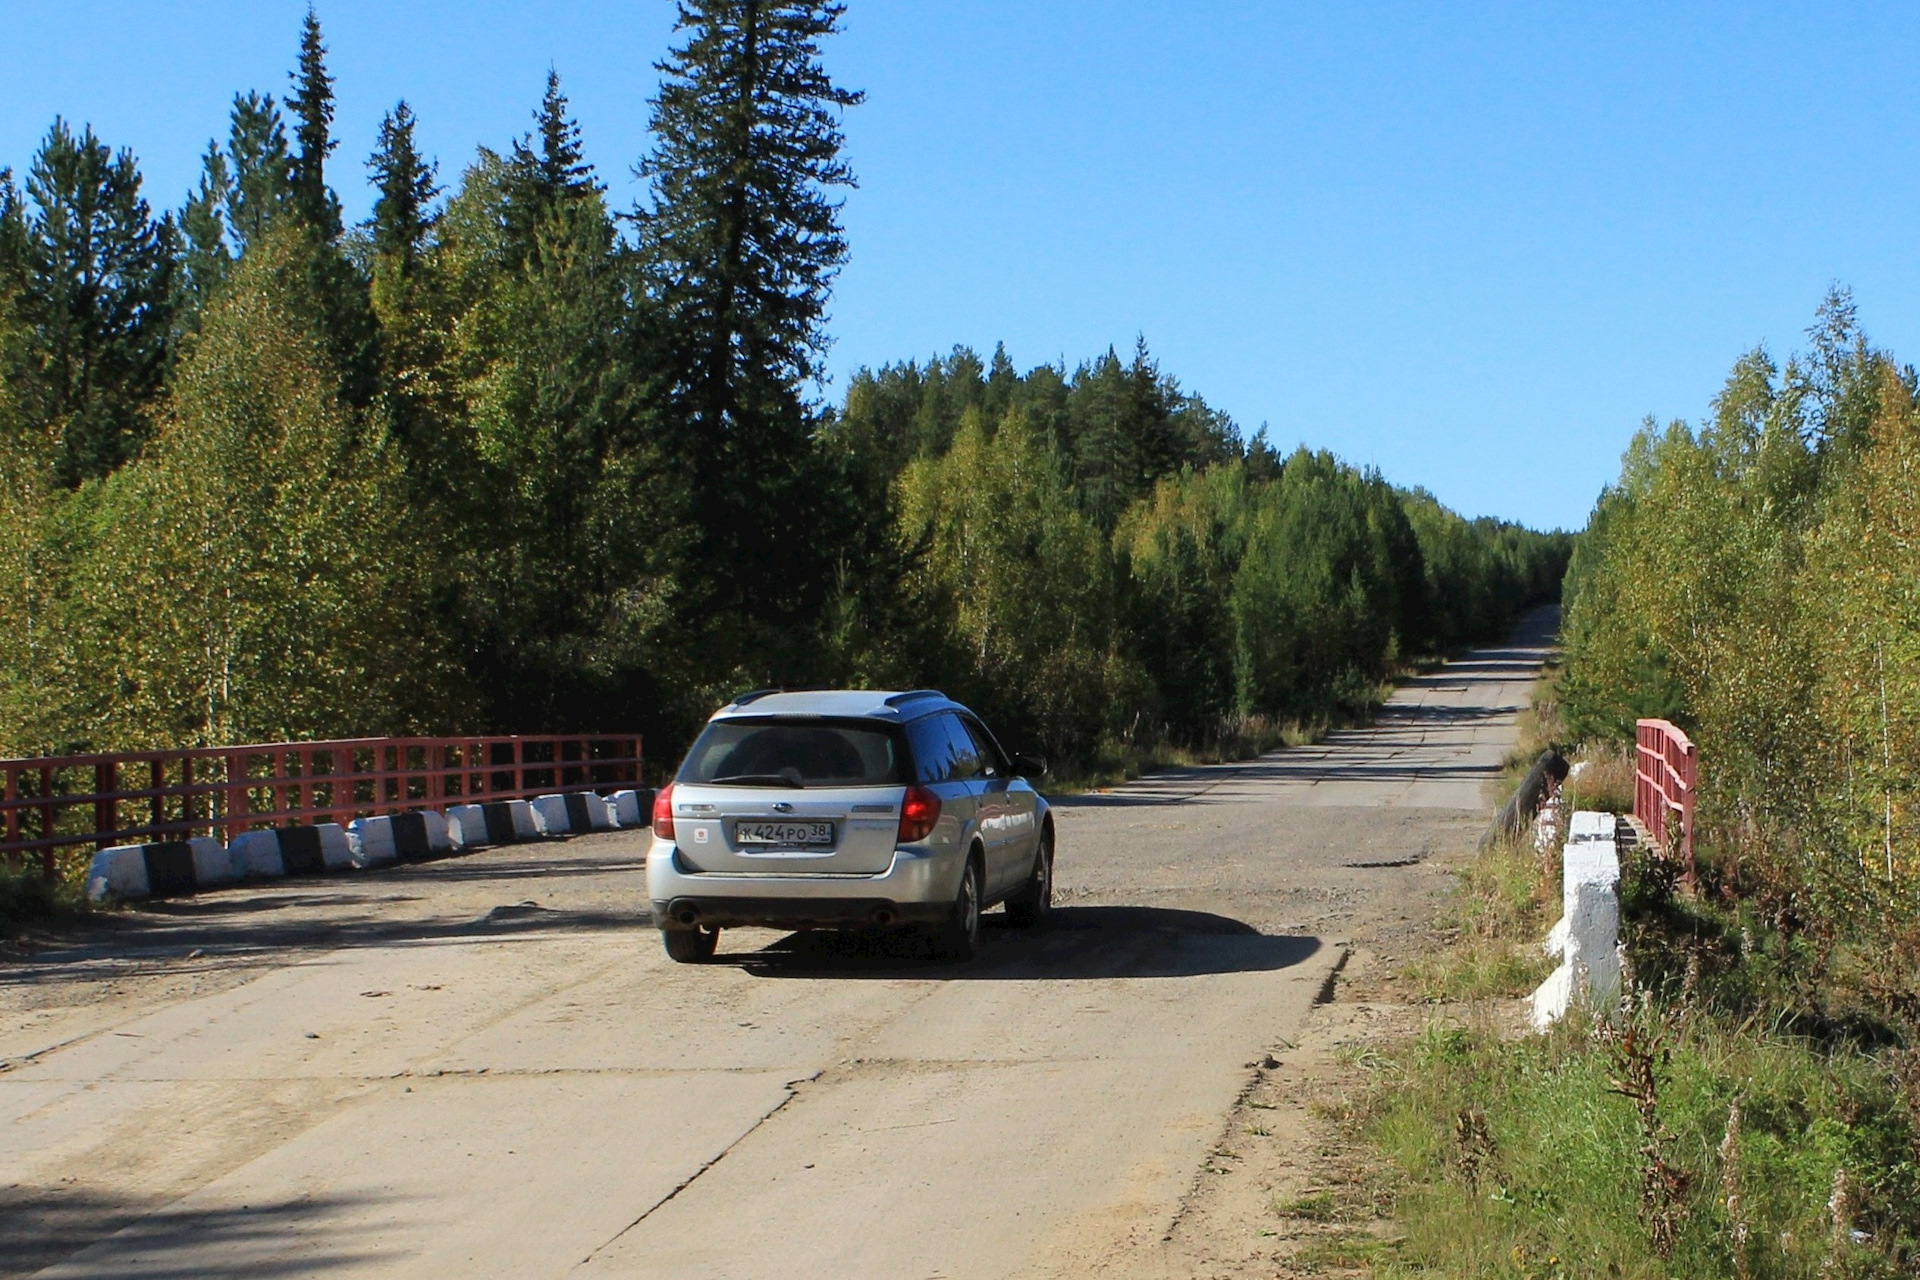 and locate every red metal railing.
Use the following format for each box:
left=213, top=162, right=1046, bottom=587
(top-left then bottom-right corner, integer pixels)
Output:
left=1635, top=718, right=1695, bottom=879
left=0, top=735, right=642, bottom=877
